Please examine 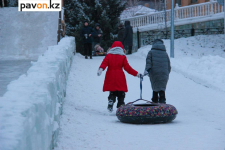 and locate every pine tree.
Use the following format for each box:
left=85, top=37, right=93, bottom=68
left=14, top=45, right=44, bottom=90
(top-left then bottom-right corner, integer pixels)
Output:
left=64, top=0, right=87, bottom=36
left=64, top=0, right=90, bottom=53
left=95, top=0, right=126, bottom=49
left=65, top=0, right=126, bottom=53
